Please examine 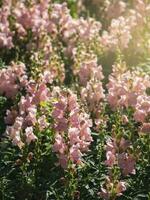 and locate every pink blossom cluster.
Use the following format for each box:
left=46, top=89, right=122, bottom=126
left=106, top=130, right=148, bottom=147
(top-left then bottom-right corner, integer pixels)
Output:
left=29, top=37, right=65, bottom=84
left=105, top=138, right=136, bottom=176
left=0, top=62, right=27, bottom=98
left=105, top=0, right=126, bottom=19
left=13, top=0, right=51, bottom=37
left=80, top=59, right=105, bottom=128
left=5, top=81, right=50, bottom=148
left=52, top=89, right=93, bottom=168
left=1, top=0, right=150, bottom=58
left=78, top=58, right=103, bottom=86
left=12, top=1, right=101, bottom=56
left=134, top=95, right=150, bottom=123
left=101, top=16, right=134, bottom=50
left=81, top=80, right=104, bottom=113
left=100, top=0, right=150, bottom=52
left=51, top=2, right=76, bottom=50
left=107, top=64, right=150, bottom=135
left=107, top=64, right=150, bottom=109
left=6, top=1, right=102, bottom=84
left=76, top=18, right=101, bottom=41
left=134, top=95, right=150, bottom=133
left=100, top=177, right=126, bottom=200
left=55, top=4, right=101, bottom=55
left=0, top=0, right=13, bottom=49
left=132, top=0, right=150, bottom=23
left=51, top=2, right=101, bottom=54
